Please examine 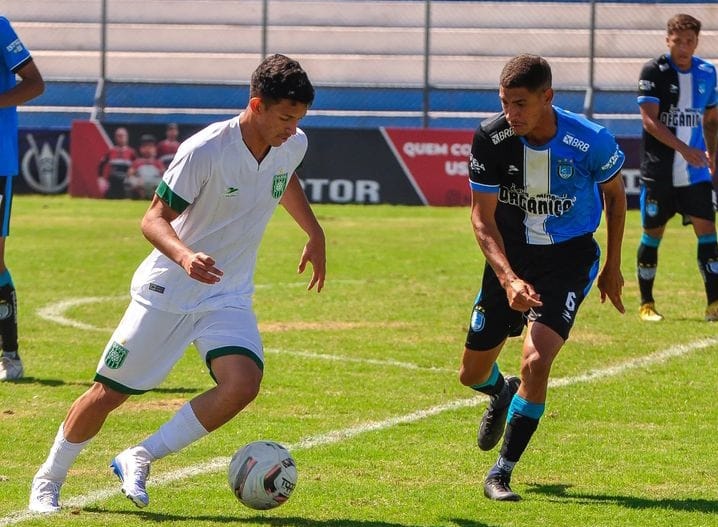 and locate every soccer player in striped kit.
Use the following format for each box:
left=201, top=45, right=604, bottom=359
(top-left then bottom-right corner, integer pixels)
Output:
left=636, top=13, right=718, bottom=322
left=459, top=55, right=627, bottom=501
